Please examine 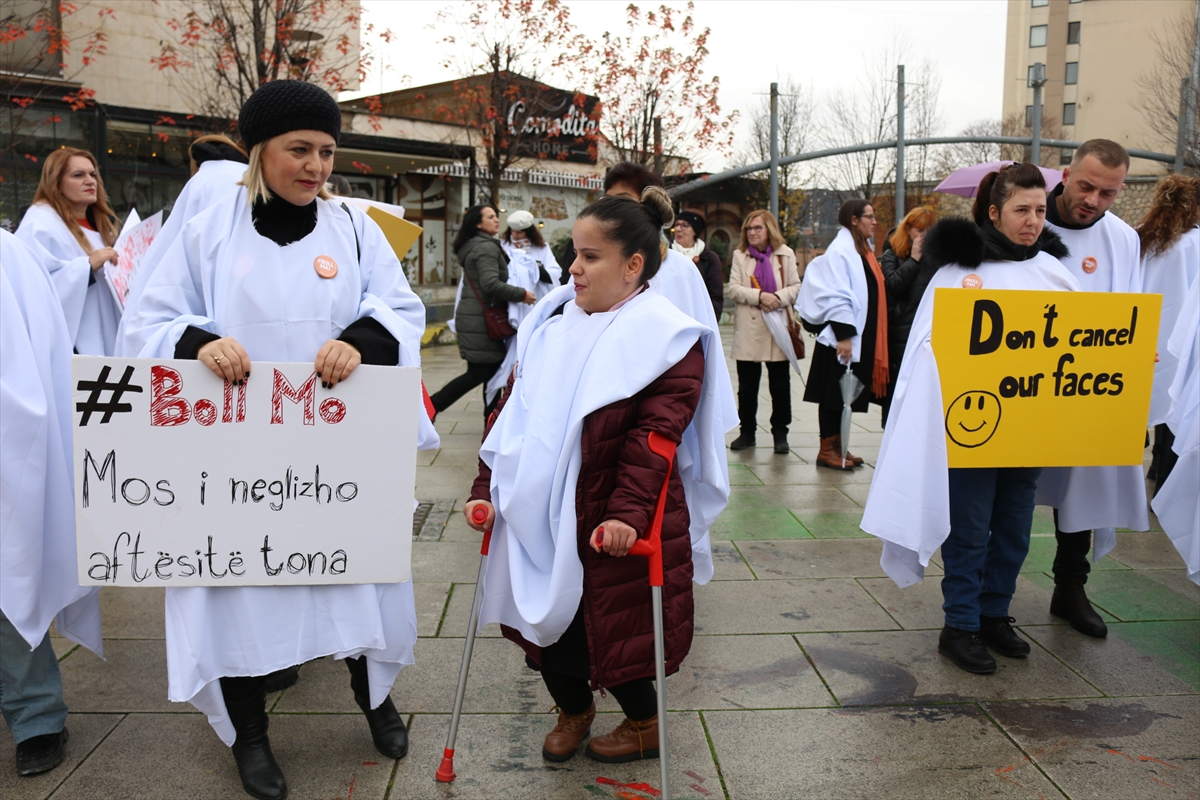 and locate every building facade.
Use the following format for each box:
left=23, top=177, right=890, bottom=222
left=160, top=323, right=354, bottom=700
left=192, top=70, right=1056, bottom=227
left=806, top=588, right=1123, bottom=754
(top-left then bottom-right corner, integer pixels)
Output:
left=1001, top=0, right=1197, bottom=176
